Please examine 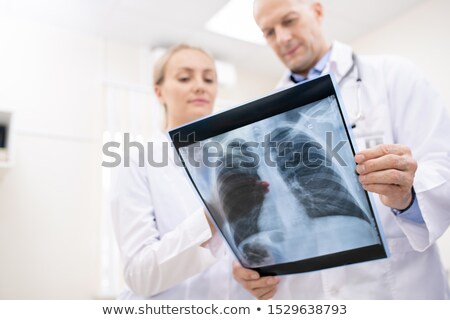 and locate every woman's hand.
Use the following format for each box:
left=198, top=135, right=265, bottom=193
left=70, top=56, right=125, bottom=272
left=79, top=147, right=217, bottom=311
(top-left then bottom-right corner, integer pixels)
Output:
left=232, top=261, right=279, bottom=299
